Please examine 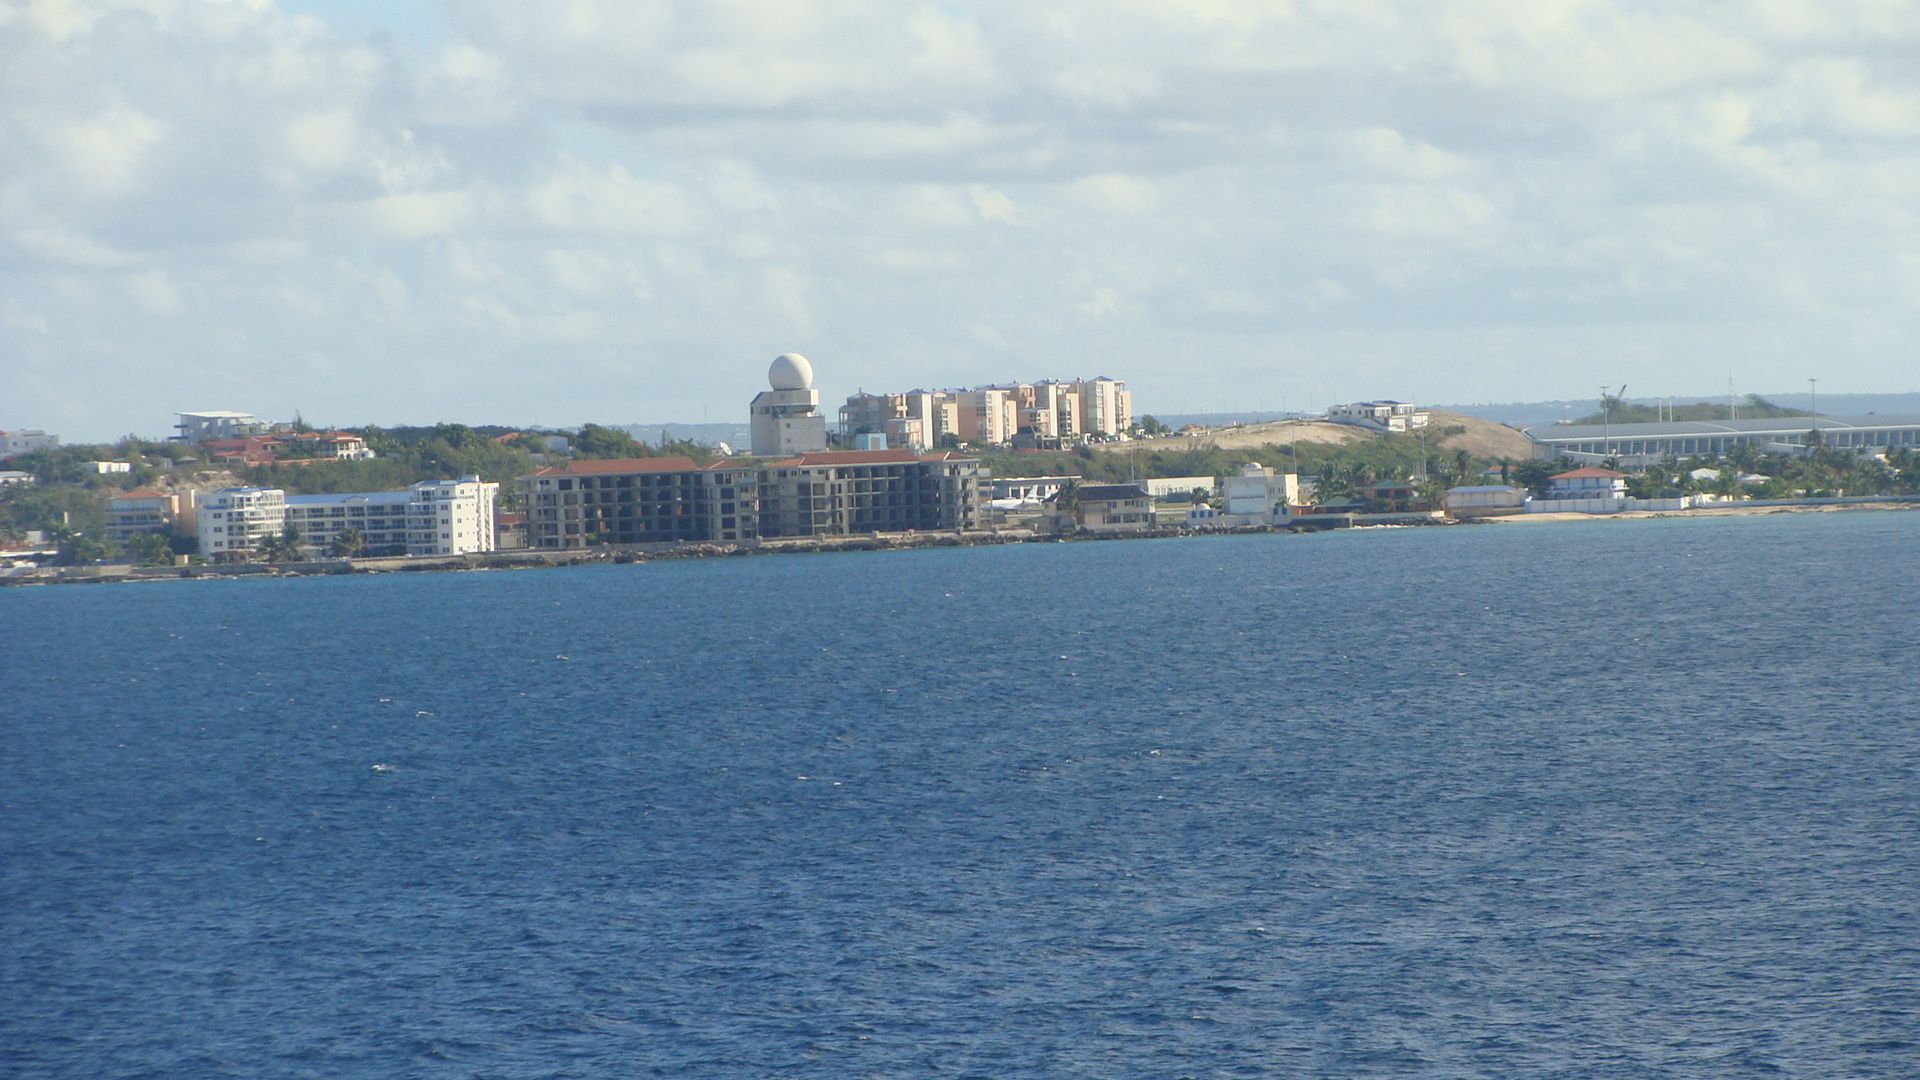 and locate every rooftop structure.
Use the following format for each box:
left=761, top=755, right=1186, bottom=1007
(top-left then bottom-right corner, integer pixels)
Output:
left=1524, top=414, right=1920, bottom=466
left=0, top=430, right=59, bottom=457
left=176, top=411, right=269, bottom=444
left=750, top=353, right=830, bottom=457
